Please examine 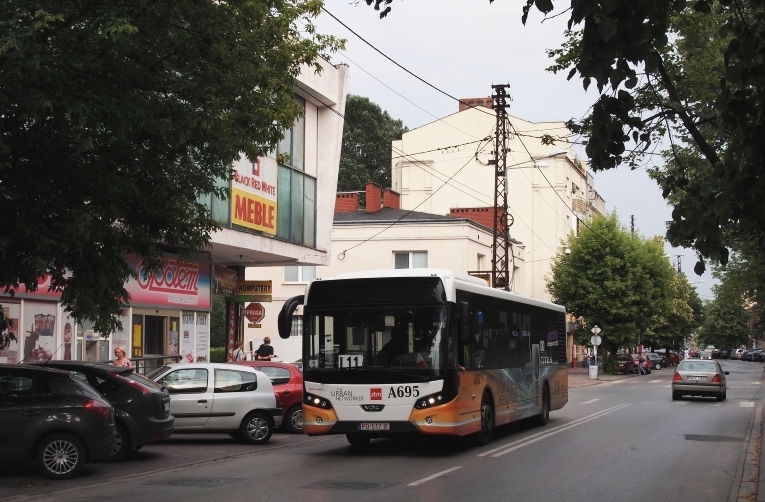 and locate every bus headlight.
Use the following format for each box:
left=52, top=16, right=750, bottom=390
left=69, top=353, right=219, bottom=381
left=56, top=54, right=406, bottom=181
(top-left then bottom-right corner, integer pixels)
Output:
left=414, top=393, right=444, bottom=410
left=304, top=393, right=332, bottom=409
